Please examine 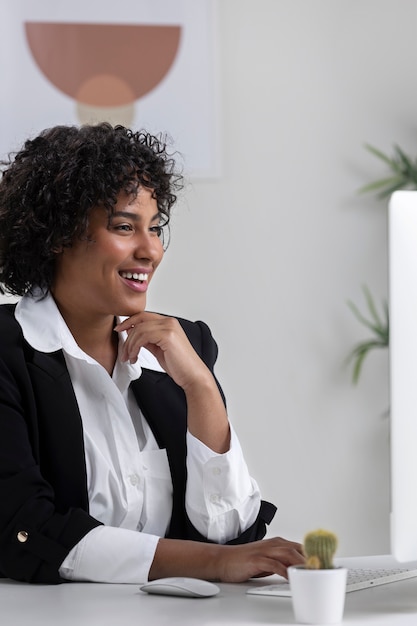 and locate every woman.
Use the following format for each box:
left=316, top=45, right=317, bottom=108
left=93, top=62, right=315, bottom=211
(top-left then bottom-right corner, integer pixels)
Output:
left=0, top=123, right=304, bottom=584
